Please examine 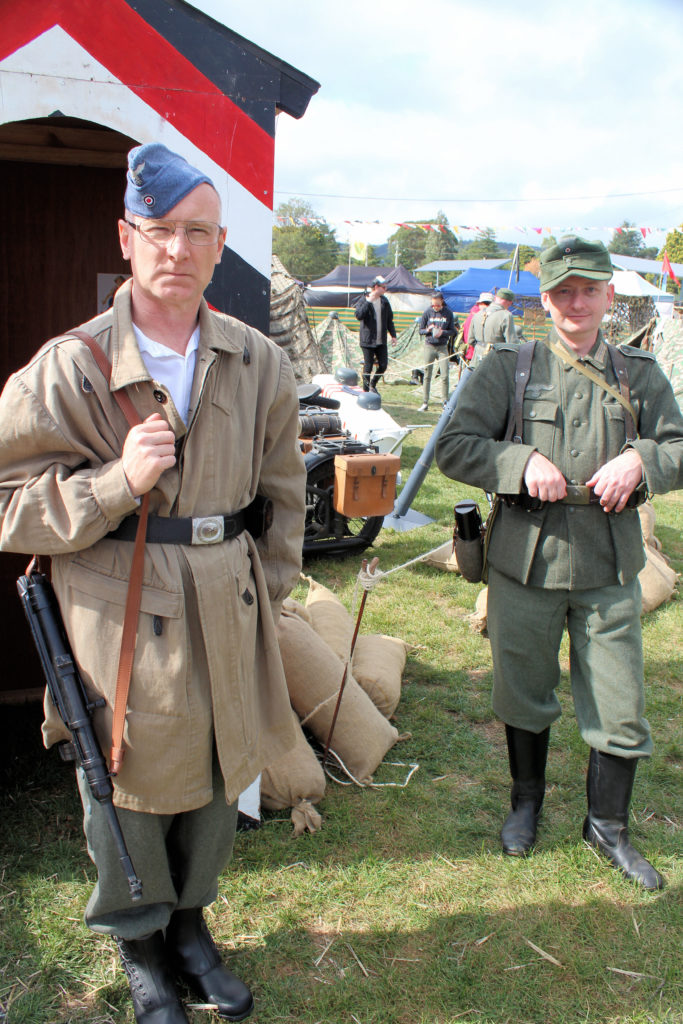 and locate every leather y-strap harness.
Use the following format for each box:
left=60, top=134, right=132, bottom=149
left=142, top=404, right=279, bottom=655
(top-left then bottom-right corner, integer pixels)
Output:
left=505, top=337, right=638, bottom=445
